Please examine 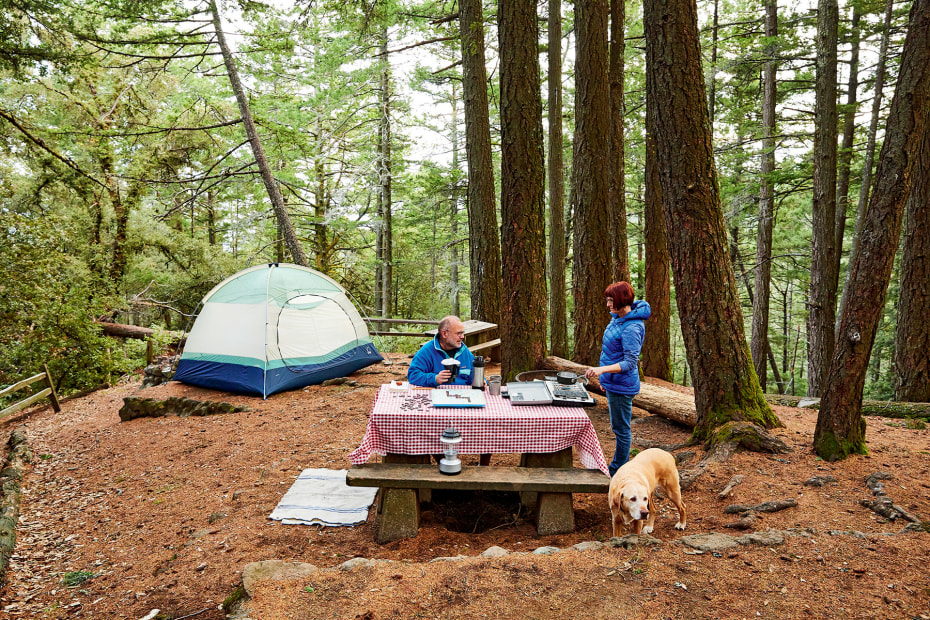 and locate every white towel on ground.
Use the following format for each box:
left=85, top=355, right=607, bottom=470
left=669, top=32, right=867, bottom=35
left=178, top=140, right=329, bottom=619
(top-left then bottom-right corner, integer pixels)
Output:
left=269, top=468, right=378, bottom=527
